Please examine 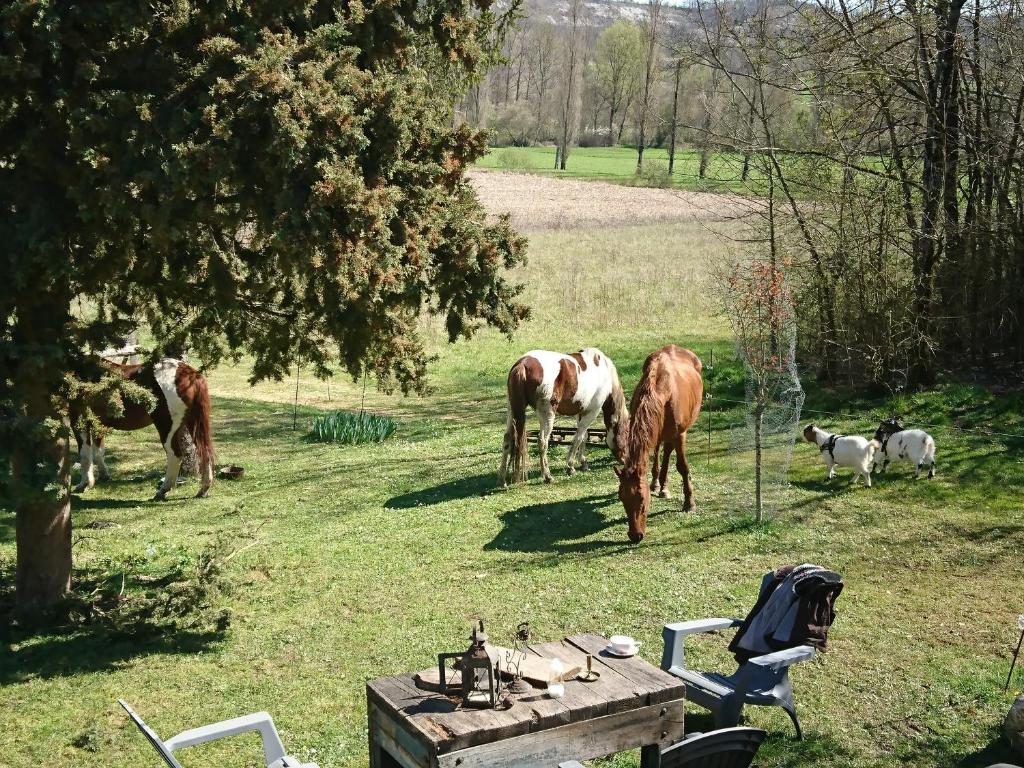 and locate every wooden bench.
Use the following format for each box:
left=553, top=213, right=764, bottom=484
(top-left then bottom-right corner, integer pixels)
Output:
left=367, top=634, right=685, bottom=768
left=526, top=426, right=607, bottom=446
